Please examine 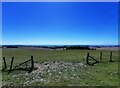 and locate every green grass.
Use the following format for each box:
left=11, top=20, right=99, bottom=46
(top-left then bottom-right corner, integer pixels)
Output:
left=1, top=48, right=119, bottom=86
